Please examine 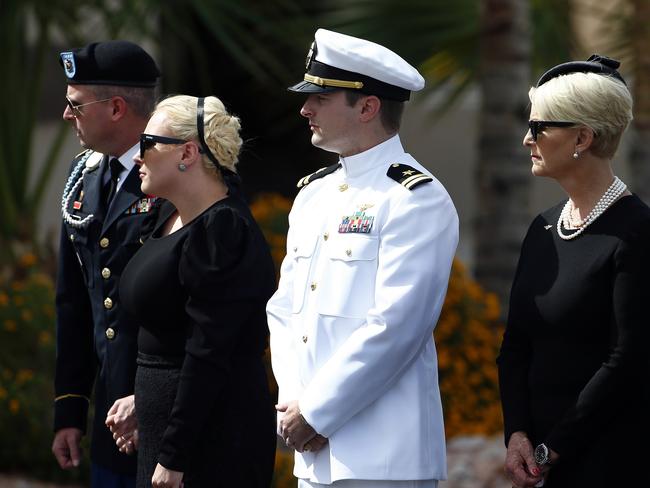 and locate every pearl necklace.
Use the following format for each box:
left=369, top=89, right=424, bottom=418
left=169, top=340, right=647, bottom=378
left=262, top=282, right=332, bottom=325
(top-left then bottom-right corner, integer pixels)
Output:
left=557, top=176, right=627, bottom=240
